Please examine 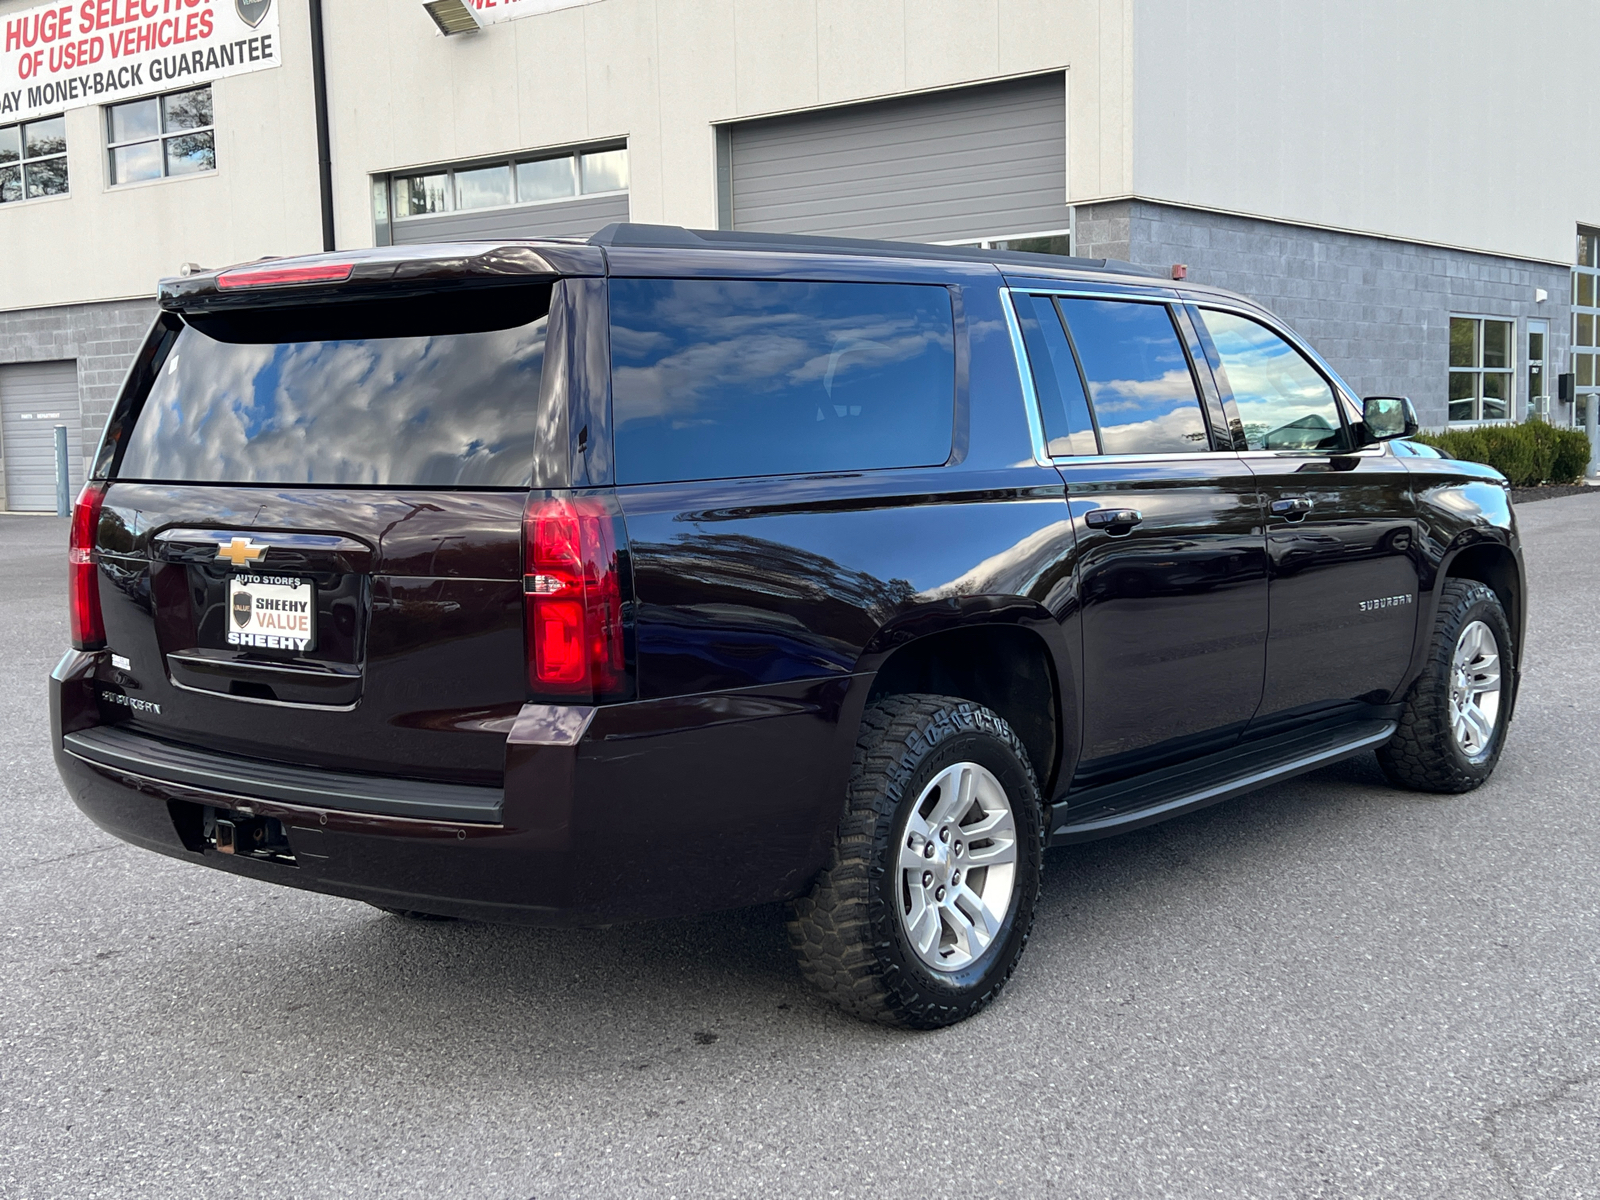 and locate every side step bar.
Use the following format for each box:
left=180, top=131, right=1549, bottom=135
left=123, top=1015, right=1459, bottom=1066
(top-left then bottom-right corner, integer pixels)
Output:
left=1049, top=718, right=1397, bottom=845
left=63, top=725, right=503, bottom=825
